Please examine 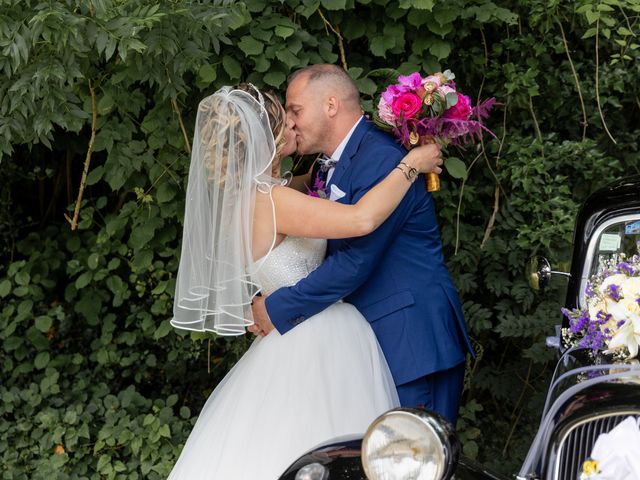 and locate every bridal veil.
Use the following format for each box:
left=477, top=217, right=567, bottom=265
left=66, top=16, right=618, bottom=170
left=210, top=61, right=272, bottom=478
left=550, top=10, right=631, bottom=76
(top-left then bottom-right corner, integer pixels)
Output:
left=171, top=86, right=279, bottom=335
